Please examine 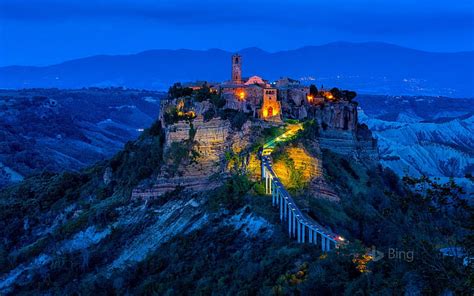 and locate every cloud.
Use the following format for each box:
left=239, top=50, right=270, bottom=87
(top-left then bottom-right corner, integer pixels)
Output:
left=1, top=0, right=473, bottom=35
